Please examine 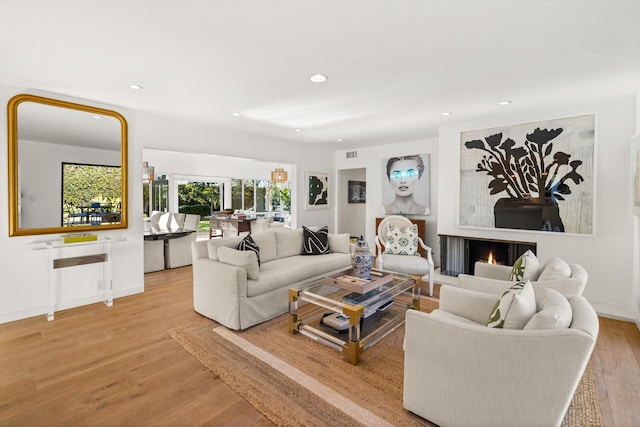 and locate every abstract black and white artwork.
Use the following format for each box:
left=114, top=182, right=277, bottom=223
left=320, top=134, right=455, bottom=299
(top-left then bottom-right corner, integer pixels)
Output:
left=459, top=114, right=595, bottom=235
left=306, top=172, right=329, bottom=209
